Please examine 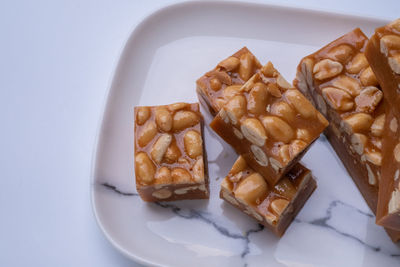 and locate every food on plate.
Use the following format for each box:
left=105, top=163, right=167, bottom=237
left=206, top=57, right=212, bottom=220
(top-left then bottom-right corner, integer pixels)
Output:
left=134, top=102, right=208, bottom=201
left=220, top=156, right=316, bottom=236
